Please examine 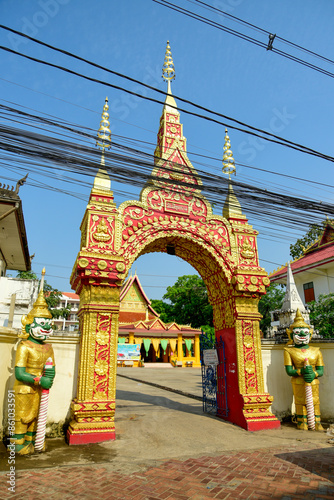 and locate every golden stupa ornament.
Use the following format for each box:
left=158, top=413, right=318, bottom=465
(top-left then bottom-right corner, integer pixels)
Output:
left=97, top=97, right=111, bottom=151
left=222, top=129, right=236, bottom=177
left=162, top=41, right=175, bottom=94
left=94, top=97, right=112, bottom=191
